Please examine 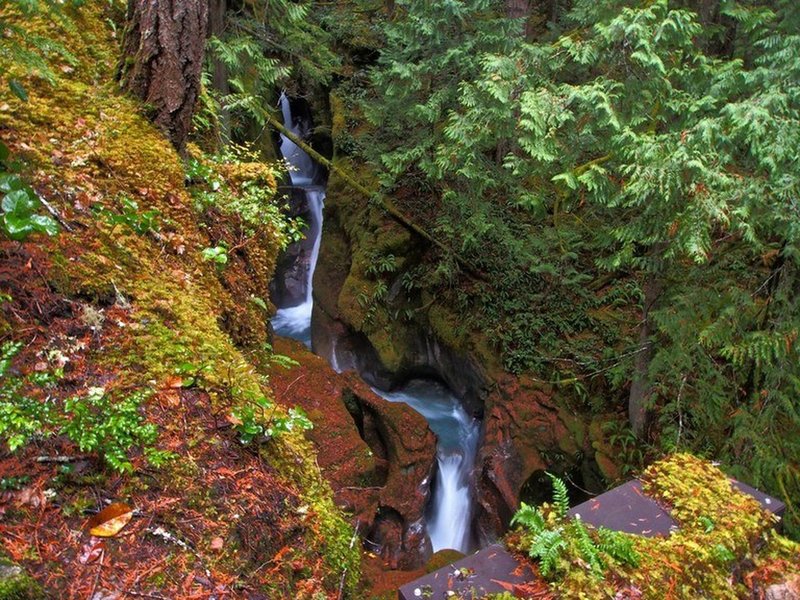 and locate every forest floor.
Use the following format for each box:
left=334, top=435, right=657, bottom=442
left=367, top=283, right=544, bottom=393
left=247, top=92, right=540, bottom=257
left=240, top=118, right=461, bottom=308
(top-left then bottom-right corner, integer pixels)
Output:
left=0, top=246, right=339, bottom=598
